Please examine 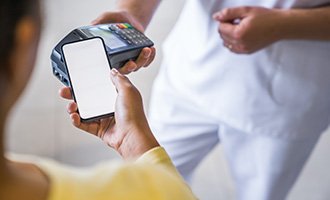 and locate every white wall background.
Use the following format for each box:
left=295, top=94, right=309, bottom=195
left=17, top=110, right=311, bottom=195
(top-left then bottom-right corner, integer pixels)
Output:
left=6, top=0, right=330, bottom=199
